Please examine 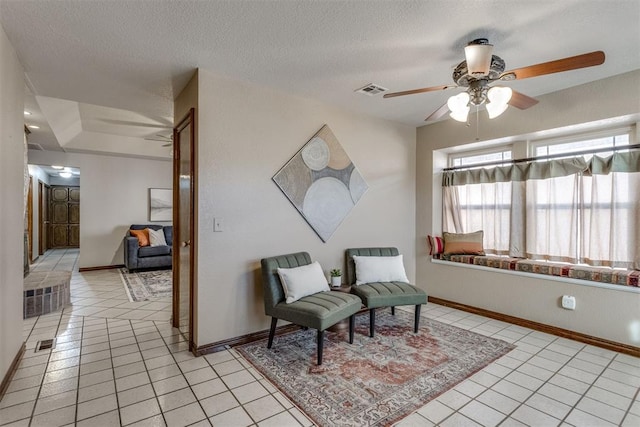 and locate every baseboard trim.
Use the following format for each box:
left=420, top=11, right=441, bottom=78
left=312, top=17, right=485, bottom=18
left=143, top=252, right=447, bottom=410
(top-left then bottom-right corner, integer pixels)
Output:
left=78, top=264, right=124, bottom=272
left=194, top=324, right=301, bottom=356
left=428, top=296, right=640, bottom=358
left=0, top=342, right=26, bottom=401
